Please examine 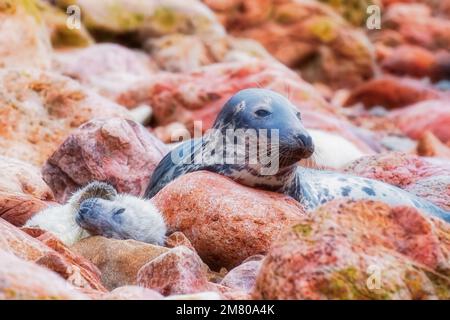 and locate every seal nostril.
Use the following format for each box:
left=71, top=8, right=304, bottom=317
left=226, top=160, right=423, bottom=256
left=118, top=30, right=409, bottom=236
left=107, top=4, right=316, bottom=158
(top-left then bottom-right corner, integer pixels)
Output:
left=78, top=207, right=90, bottom=216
